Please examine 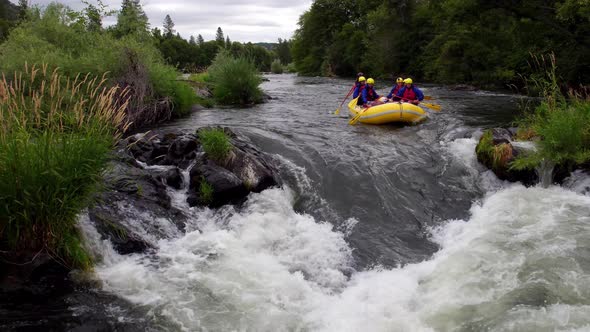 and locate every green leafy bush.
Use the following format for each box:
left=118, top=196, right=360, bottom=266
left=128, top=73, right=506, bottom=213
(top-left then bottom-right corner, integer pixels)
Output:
left=198, top=128, right=232, bottom=163
left=0, top=65, right=128, bottom=269
left=0, top=3, right=195, bottom=125
left=208, top=50, right=262, bottom=105
left=271, top=59, right=284, bottom=74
